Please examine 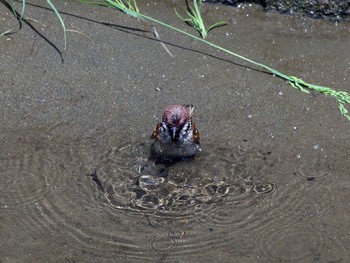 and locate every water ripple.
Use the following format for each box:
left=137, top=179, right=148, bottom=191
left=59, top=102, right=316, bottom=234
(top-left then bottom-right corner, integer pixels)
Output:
left=149, top=235, right=177, bottom=252
left=0, top=142, right=64, bottom=211
left=7, top=134, right=333, bottom=262
left=255, top=221, right=324, bottom=262
left=297, top=156, right=335, bottom=181
left=264, top=182, right=336, bottom=223
left=95, top=141, right=278, bottom=228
